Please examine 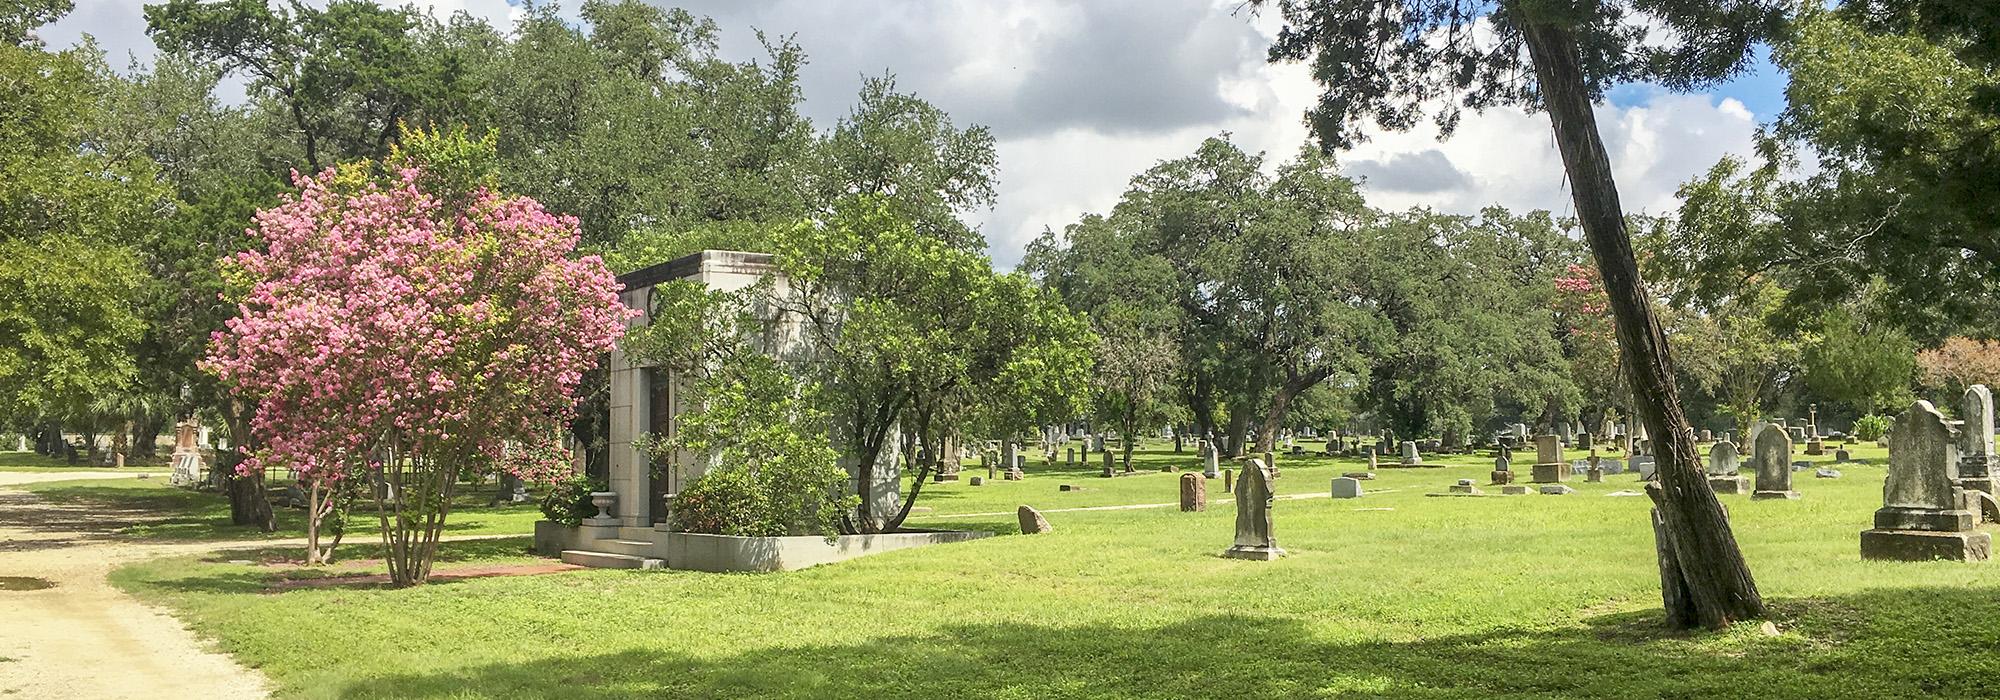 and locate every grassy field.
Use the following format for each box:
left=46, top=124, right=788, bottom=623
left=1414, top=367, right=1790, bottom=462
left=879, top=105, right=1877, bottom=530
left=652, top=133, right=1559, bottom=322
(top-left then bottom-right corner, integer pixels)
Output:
left=16, top=476, right=548, bottom=542
left=101, top=437, right=2000, bottom=698
left=0, top=450, right=162, bottom=472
